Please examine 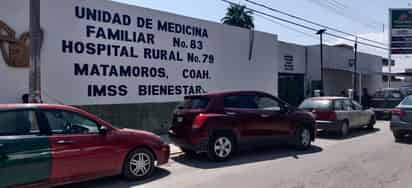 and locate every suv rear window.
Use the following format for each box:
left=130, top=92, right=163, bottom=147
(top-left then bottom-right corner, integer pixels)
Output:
left=299, top=99, right=332, bottom=110
left=179, top=97, right=209, bottom=109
